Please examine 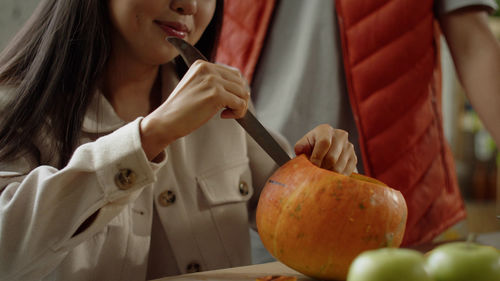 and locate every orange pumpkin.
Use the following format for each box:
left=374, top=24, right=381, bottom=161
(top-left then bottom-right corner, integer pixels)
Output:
left=256, top=154, right=408, bottom=280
